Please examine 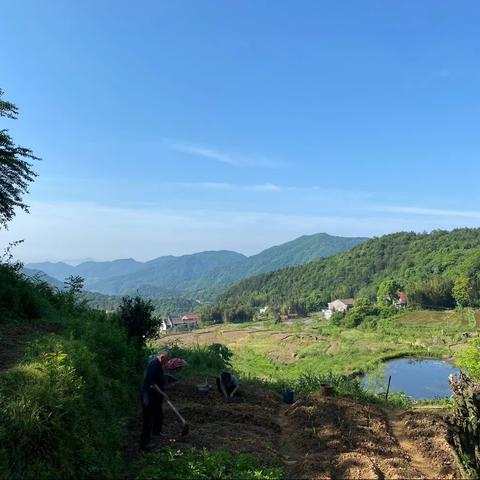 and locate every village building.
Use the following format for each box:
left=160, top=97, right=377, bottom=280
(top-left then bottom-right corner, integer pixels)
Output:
left=393, top=293, right=408, bottom=309
left=160, top=314, right=199, bottom=333
left=323, top=298, right=354, bottom=319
